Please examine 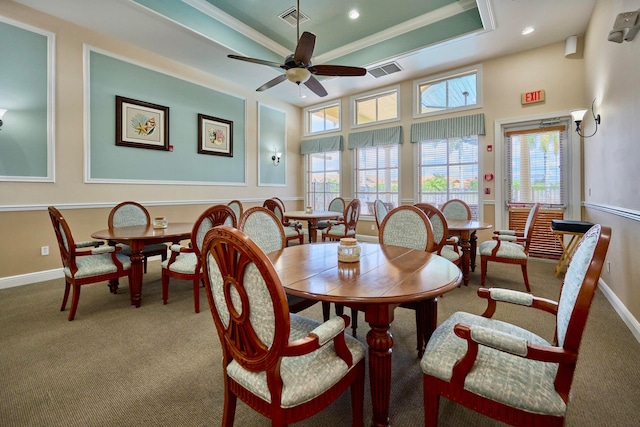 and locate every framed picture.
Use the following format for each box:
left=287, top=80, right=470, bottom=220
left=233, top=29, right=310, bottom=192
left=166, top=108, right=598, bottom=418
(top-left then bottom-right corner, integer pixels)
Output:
left=198, top=114, right=233, bottom=157
left=116, top=96, right=169, bottom=151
